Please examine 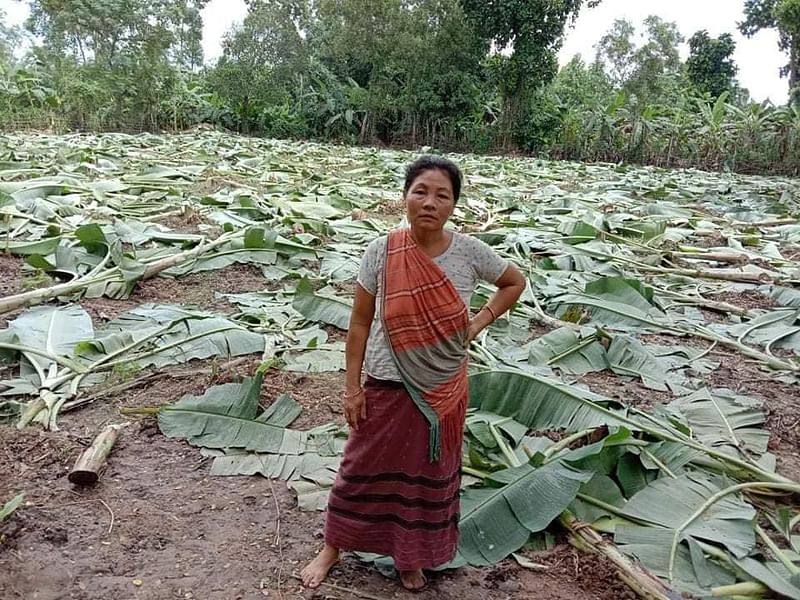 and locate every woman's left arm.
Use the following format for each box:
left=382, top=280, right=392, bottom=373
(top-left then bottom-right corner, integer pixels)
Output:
left=467, top=263, right=526, bottom=344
